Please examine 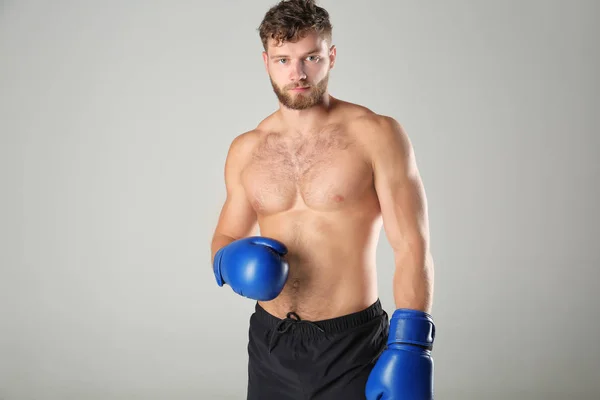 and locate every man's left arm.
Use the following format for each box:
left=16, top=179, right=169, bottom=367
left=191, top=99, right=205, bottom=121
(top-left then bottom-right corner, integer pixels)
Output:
left=365, top=116, right=436, bottom=400
left=371, top=117, right=434, bottom=313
